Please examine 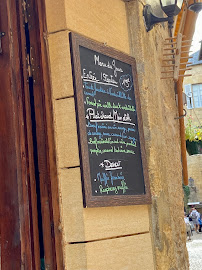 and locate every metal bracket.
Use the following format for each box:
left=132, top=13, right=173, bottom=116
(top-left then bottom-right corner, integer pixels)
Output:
left=174, top=109, right=187, bottom=119
left=30, top=46, right=40, bottom=84
left=26, top=46, right=40, bottom=84
left=0, top=32, right=5, bottom=54
left=22, top=0, right=33, bottom=28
